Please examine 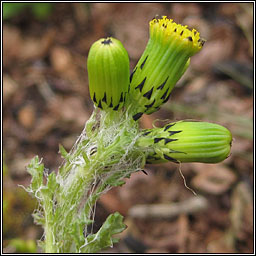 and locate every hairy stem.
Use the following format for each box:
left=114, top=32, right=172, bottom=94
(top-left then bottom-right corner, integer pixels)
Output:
left=41, top=109, right=143, bottom=252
